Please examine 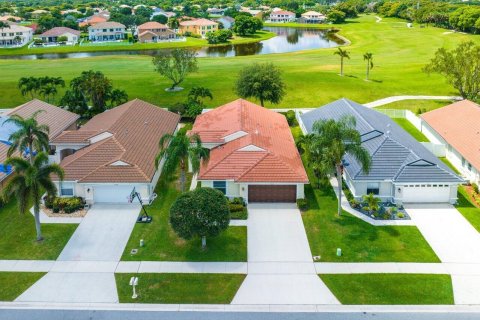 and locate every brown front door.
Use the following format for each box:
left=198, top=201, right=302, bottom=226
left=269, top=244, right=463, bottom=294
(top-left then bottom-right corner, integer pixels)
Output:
left=248, top=185, right=296, bottom=203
